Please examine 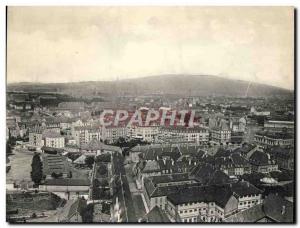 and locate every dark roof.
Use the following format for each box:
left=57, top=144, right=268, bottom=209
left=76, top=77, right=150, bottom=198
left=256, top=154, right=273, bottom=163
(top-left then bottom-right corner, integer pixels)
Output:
left=255, top=131, right=293, bottom=140
left=167, top=185, right=233, bottom=208
left=207, top=170, right=230, bottom=185
left=190, top=163, right=215, bottom=184
left=143, top=206, right=171, bottom=223
left=151, top=173, right=190, bottom=185
left=225, top=193, right=294, bottom=223
left=224, top=204, right=265, bottom=222
left=230, top=180, right=263, bottom=197
left=263, top=194, right=294, bottom=222
left=44, top=178, right=90, bottom=186
left=144, top=177, right=201, bottom=198
left=233, top=144, right=256, bottom=155
left=249, top=150, right=270, bottom=166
